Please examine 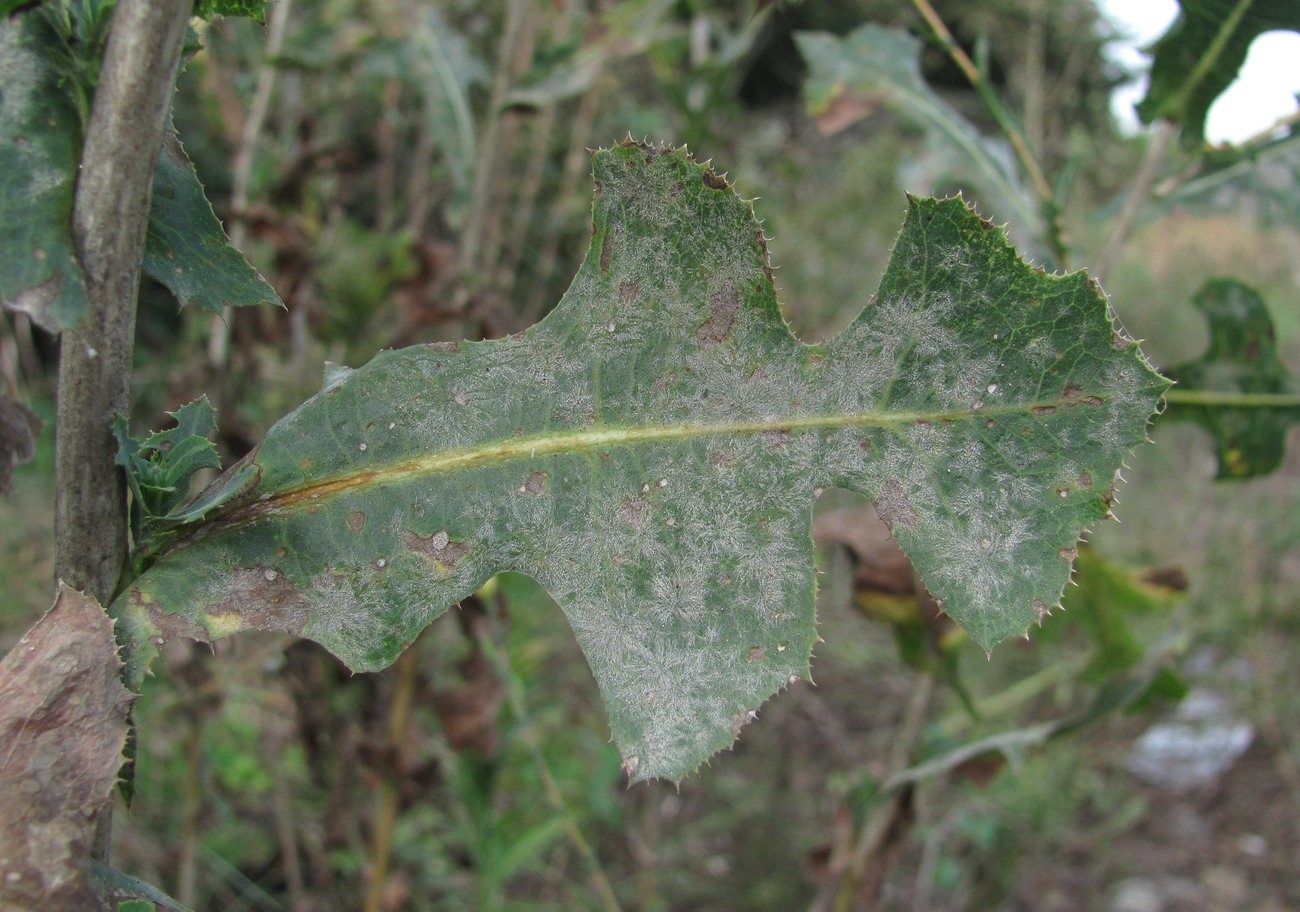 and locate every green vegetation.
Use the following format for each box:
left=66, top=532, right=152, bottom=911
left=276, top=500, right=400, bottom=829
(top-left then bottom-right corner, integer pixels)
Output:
left=2, top=1, right=1298, bottom=909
